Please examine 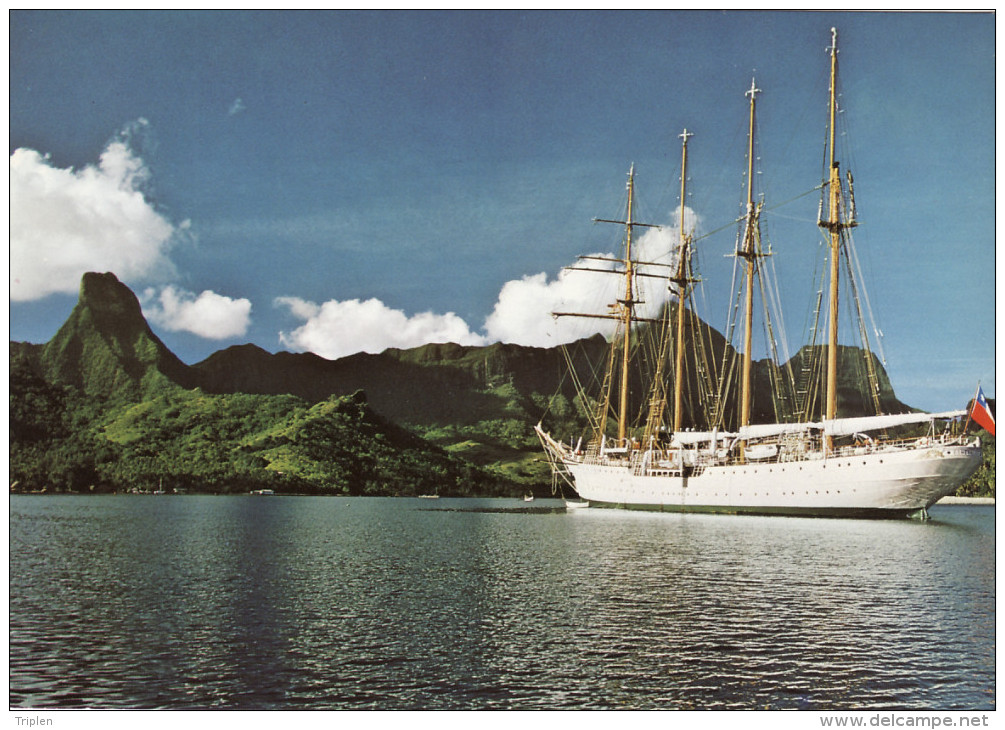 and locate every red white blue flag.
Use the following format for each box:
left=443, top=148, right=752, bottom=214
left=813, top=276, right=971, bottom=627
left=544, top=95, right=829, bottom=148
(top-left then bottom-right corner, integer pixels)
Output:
left=970, top=386, right=996, bottom=436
